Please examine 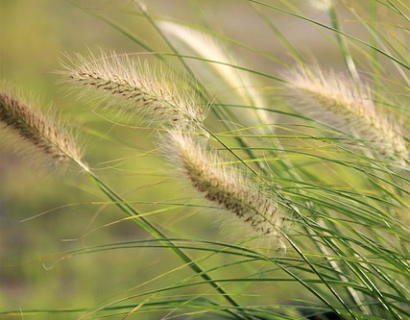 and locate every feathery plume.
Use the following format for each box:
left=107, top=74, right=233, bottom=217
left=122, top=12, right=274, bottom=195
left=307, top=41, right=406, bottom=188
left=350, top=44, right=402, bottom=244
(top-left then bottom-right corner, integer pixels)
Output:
left=159, top=21, right=273, bottom=131
left=61, top=51, right=204, bottom=130
left=283, top=66, right=408, bottom=167
left=0, top=88, right=86, bottom=169
left=165, top=130, right=282, bottom=240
